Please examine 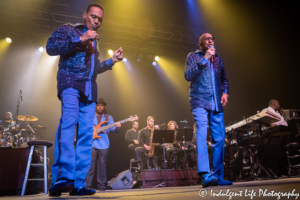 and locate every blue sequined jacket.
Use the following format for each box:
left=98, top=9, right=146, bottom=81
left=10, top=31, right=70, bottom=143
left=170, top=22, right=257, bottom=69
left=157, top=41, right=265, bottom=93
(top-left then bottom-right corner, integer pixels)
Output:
left=185, top=50, right=229, bottom=112
left=46, top=23, right=114, bottom=102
